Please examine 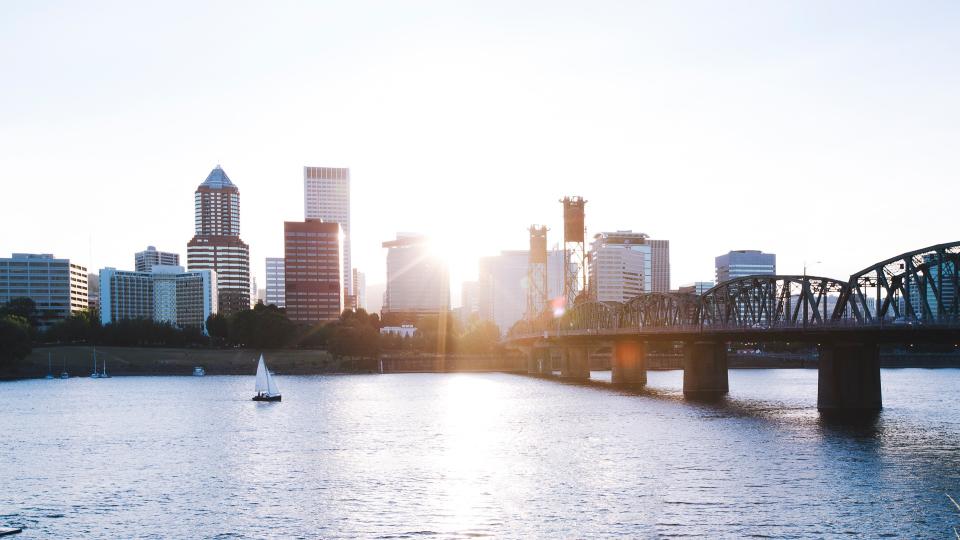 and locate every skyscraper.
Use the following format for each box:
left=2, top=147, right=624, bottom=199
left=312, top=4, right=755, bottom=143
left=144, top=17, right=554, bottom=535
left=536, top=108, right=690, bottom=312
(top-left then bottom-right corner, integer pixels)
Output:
left=304, top=166, right=351, bottom=300
left=284, top=219, right=343, bottom=324
left=588, top=231, right=671, bottom=302
left=265, top=257, right=285, bottom=308
left=382, top=233, right=449, bottom=317
left=135, top=246, right=180, bottom=272
left=186, top=165, right=251, bottom=315
left=715, top=250, right=776, bottom=283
